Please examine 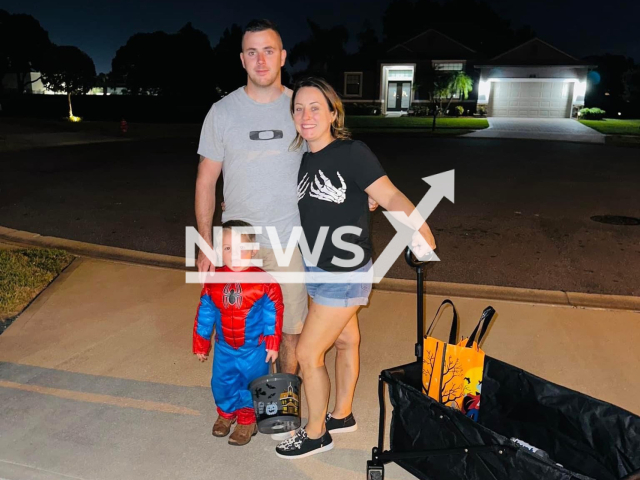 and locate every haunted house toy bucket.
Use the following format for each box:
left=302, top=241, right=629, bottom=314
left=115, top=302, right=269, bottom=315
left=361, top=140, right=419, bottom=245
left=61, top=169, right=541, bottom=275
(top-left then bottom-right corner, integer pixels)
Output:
left=250, top=372, right=302, bottom=434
